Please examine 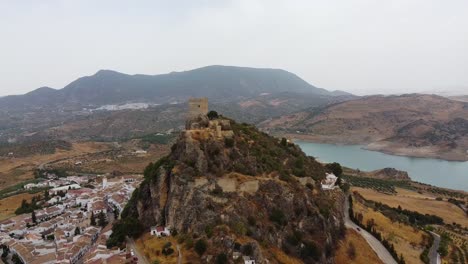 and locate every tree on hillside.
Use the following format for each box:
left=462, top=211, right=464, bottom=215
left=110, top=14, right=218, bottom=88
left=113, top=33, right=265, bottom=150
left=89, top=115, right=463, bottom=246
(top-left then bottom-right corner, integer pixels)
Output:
left=98, top=211, right=108, bottom=227
left=347, top=242, right=356, bottom=260
left=113, top=206, right=120, bottom=220
left=194, top=239, right=207, bottom=256
left=90, top=212, right=96, bottom=226
left=12, top=253, right=23, bottom=264
left=207, top=110, right=219, bottom=120
left=31, top=211, right=37, bottom=224
left=325, top=162, right=343, bottom=176
left=280, top=138, right=288, bottom=147
left=216, top=253, right=228, bottom=264
left=1, top=244, right=10, bottom=258
left=44, top=189, right=49, bottom=200
left=74, top=226, right=81, bottom=236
